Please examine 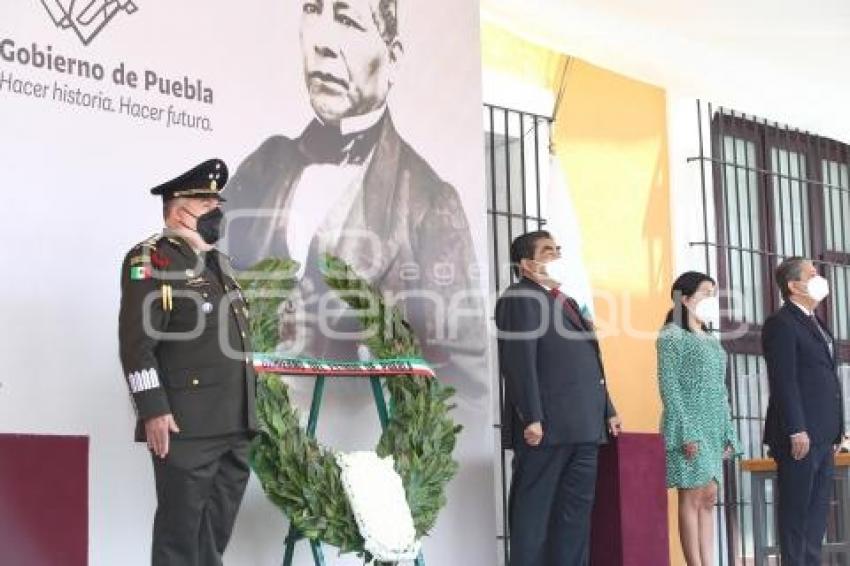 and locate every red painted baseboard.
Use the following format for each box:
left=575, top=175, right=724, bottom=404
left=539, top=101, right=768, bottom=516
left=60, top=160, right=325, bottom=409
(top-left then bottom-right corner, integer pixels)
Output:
left=591, top=432, right=670, bottom=566
left=0, top=433, right=89, bottom=566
